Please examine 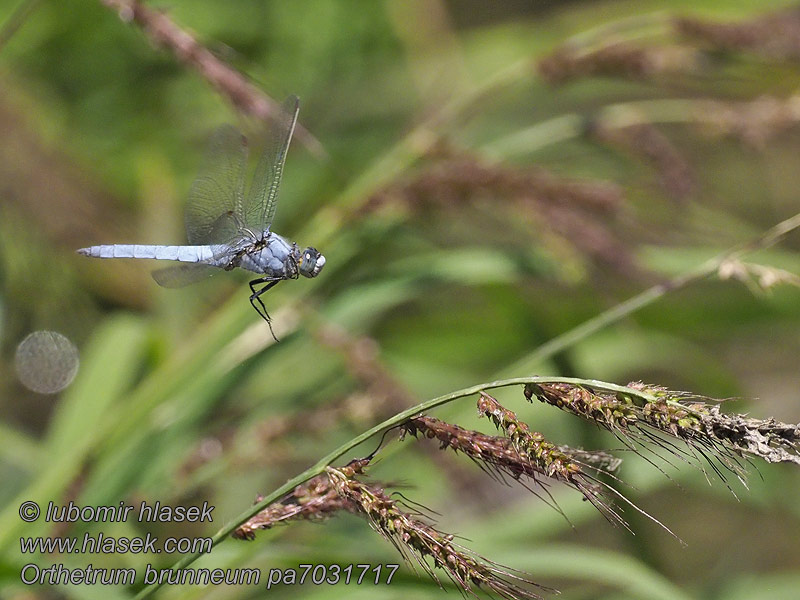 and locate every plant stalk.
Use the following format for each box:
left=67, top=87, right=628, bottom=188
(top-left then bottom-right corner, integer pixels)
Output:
left=133, top=375, right=658, bottom=599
